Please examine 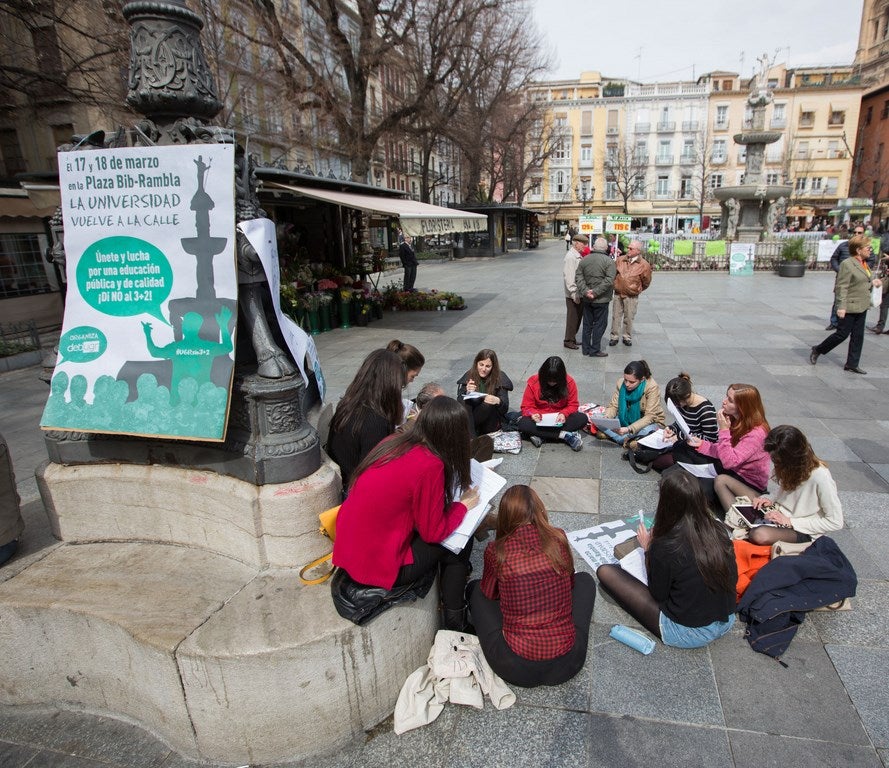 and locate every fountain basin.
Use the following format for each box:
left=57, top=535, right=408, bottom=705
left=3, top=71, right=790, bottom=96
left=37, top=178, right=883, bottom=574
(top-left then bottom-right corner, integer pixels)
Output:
left=733, top=131, right=783, bottom=145
left=713, top=184, right=792, bottom=202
